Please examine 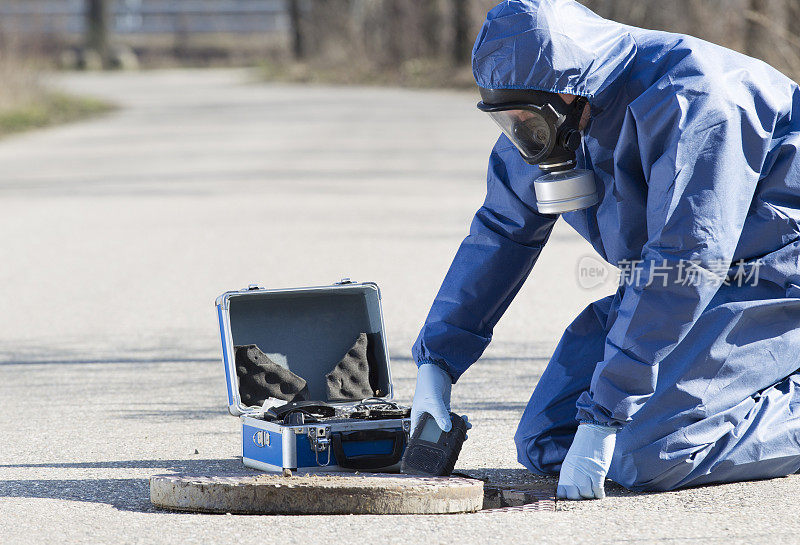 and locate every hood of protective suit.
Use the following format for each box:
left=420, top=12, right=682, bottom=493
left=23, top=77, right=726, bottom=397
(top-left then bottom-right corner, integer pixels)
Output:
left=472, top=0, right=637, bottom=106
